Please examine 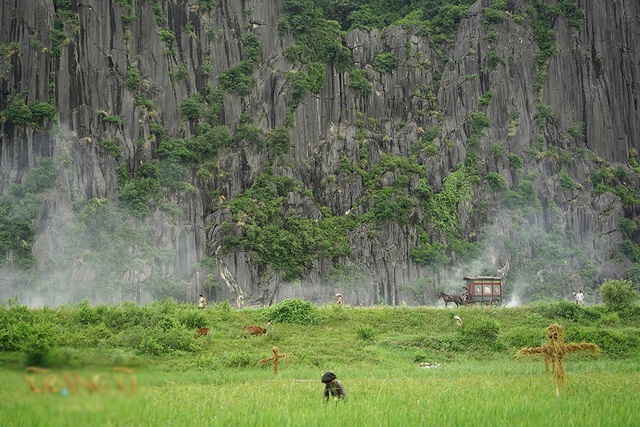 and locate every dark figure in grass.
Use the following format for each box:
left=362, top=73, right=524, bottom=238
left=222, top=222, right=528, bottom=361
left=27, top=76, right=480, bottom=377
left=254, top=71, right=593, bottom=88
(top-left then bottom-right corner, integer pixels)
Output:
left=321, top=371, right=347, bottom=402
